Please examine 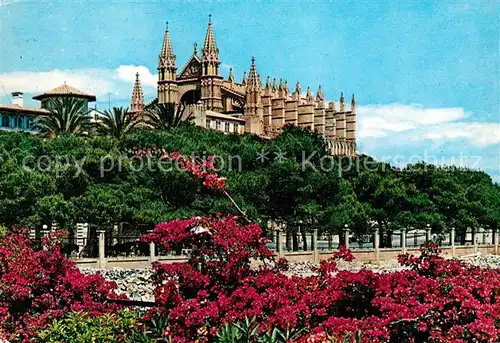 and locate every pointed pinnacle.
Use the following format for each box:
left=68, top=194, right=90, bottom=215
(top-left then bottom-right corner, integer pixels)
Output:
left=316, top=85, right=324, bottom=101
left=265, top=76, right=271, bottom=89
